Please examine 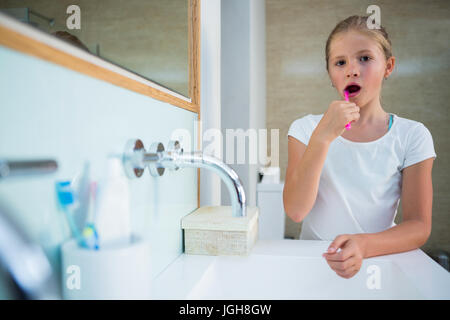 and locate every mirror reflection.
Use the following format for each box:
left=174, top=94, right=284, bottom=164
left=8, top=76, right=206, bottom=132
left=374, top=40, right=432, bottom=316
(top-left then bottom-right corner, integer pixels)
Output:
left=0, top=0, right=189, bottom=97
